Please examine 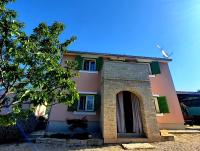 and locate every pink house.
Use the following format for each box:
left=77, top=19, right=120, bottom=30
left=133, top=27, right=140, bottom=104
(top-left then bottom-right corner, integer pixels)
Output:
left=48, top=51, right=184, bottom=143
